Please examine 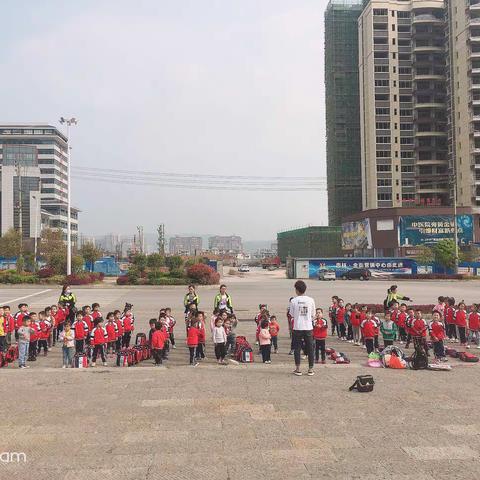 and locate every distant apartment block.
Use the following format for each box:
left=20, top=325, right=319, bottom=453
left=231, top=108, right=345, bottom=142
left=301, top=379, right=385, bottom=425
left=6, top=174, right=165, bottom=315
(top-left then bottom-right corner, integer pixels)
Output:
left=169, top=236, right=203, bottom=255
left=208, top=235, right=242, bottom=254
